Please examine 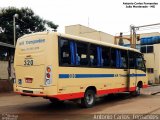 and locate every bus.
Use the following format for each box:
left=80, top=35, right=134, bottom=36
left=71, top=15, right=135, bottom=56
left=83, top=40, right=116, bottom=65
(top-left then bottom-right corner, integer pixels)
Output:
left=14, top=32, right=148, bottom=108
